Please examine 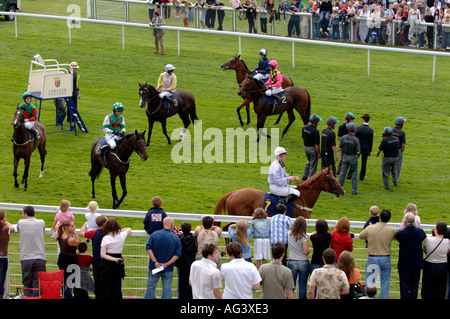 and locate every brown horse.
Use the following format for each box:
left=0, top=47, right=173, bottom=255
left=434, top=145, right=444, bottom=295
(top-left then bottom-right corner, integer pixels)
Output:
left=12, top=107, right=47, bottom=192
left=89, top=130, right=148, bottom=209
left=138, top=83, right=199, bottom=146
left=238, top=74, right=311, bottom=142
left=221, top=55, right=293, bottom=126
left=214, top=166, right=344, bottom=222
